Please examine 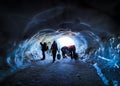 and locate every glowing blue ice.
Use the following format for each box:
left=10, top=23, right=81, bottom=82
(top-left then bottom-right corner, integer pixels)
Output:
left=5, top=29, right=120, bottom=85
